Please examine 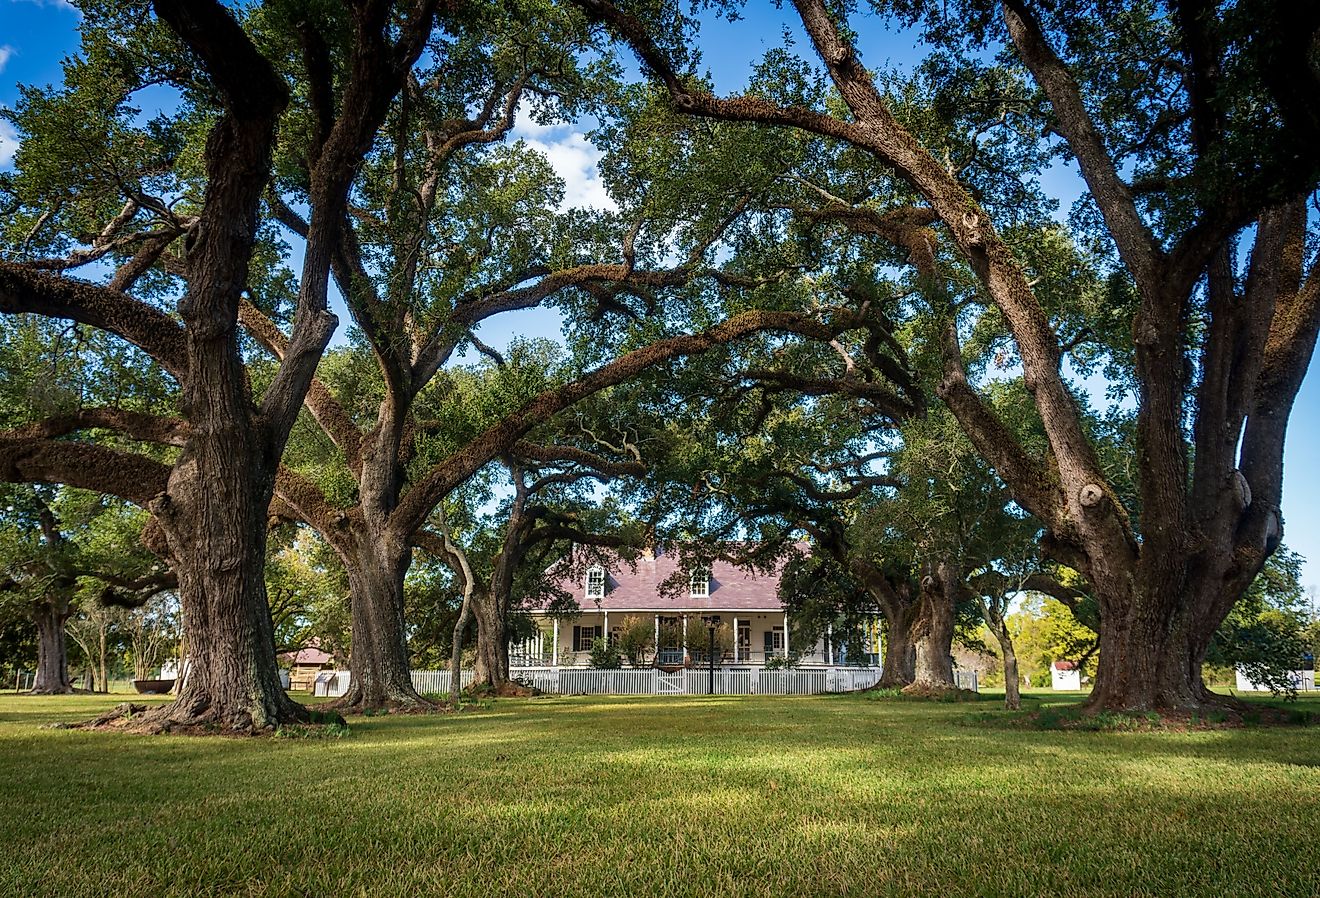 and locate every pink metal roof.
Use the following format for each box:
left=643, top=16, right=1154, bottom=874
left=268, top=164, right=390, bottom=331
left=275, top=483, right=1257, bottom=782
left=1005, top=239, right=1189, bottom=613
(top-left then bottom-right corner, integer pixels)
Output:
left=289, top=645, right=332, bottom=666
left=543, top=548, right=787, bottom=613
